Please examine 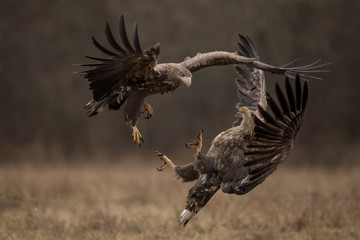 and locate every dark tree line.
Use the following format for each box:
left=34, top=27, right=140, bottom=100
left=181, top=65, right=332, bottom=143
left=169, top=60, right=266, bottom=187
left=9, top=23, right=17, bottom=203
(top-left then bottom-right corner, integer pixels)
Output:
left=1, top=0, right=359, bottom=165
